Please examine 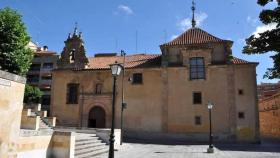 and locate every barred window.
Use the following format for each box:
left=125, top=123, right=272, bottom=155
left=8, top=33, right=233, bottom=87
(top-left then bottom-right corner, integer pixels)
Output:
left=190, top=57, right=205, bottom=80
left=66, top=83, right=79, bottom=104
left=193, top=92, right=202, bottom=104
left=195, top=116, right=202, bottom=125
left=132, top=73, right=143, bottom=84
